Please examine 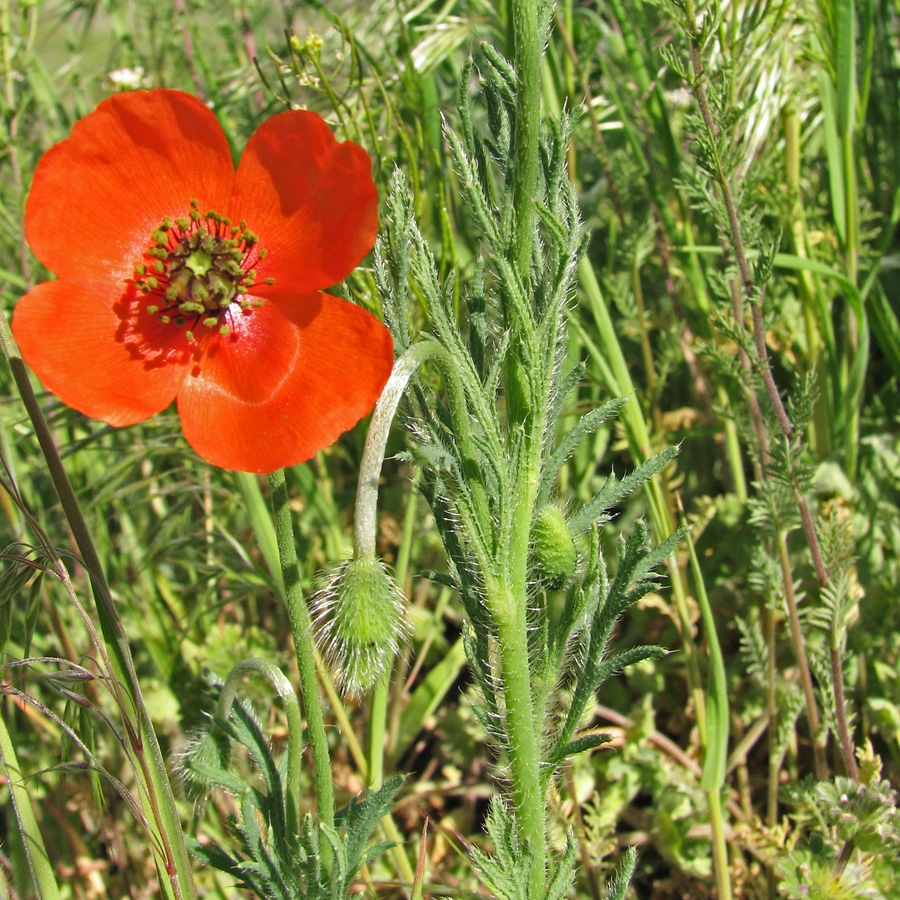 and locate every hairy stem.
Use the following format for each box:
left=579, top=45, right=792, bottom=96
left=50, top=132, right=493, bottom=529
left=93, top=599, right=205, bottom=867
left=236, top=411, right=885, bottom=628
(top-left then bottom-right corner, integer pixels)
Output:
left=267, top=468, right=335, bottom=832
left=511, top=0, right=541, bottom=274
left=489, top=581, right=546, bottom=897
